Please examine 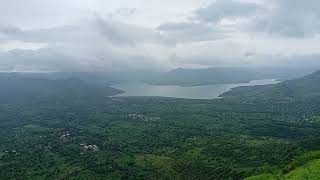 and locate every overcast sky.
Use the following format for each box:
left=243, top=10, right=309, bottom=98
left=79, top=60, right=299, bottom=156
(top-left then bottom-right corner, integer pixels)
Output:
left=0, top=0, right=320, bottom=72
